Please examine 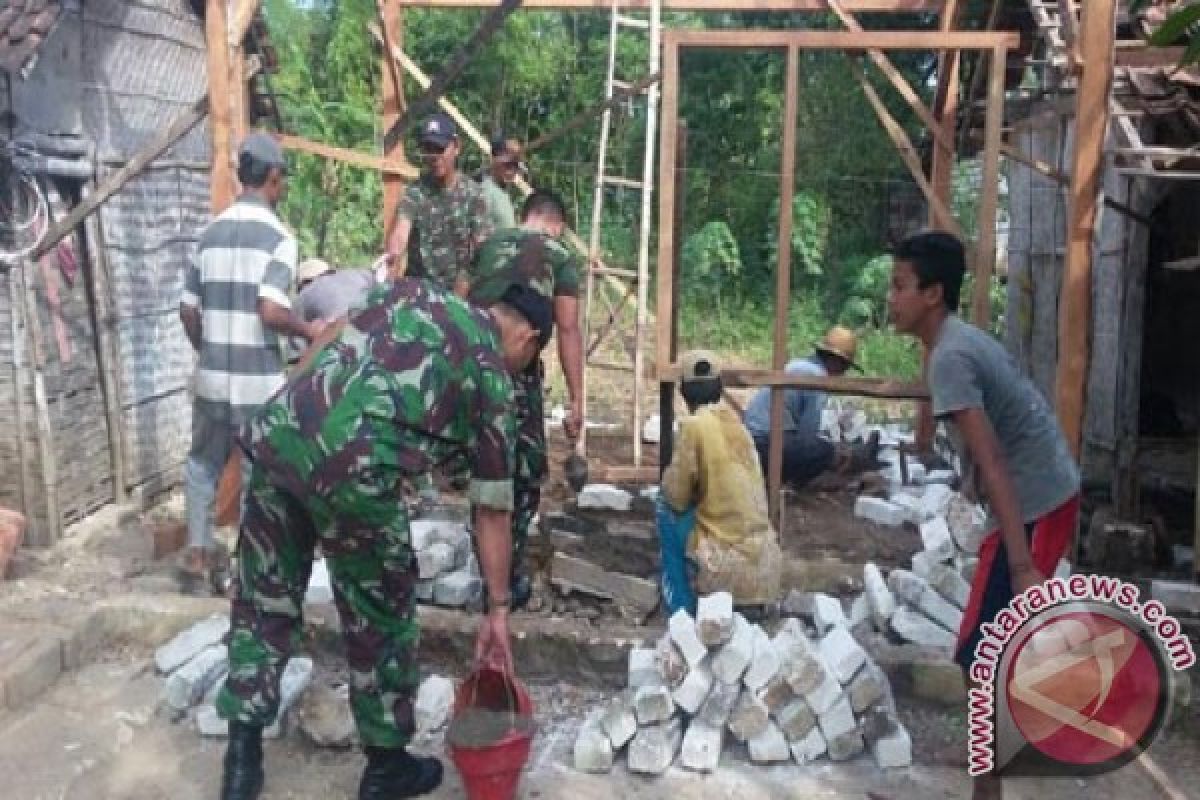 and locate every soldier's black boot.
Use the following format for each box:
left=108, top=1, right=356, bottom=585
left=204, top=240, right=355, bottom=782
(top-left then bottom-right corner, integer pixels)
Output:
left=220, top=721, right=265, bottom=800
left=358, top=747, right=444, bottom=800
